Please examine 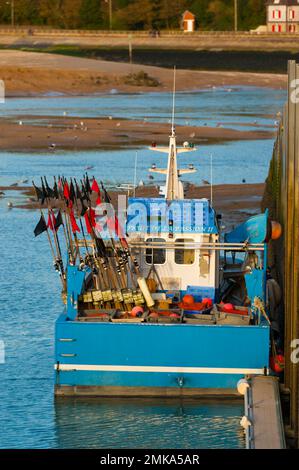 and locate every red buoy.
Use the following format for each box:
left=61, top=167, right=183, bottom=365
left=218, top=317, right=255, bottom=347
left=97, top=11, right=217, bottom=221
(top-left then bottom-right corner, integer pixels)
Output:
left=223, top=303, right=234, bottom=312
left=270, top=354, right=285, bottom=374
left=202, top=298, right=213, bottom=308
